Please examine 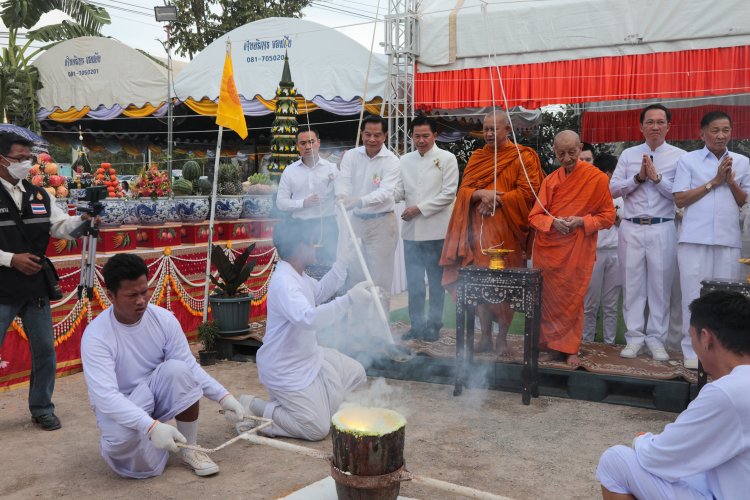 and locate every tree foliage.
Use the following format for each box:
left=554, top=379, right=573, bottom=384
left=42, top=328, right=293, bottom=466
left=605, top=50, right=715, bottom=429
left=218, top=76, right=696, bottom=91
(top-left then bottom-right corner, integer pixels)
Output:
left=169, top=0, right=312, bottom=60
left=0, top=0, right=110, bottom=130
